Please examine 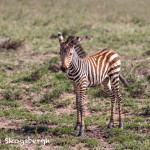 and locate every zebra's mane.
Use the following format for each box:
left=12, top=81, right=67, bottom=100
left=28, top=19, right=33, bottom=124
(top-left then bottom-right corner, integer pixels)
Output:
left=66, top=35, right=87, bottom=58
